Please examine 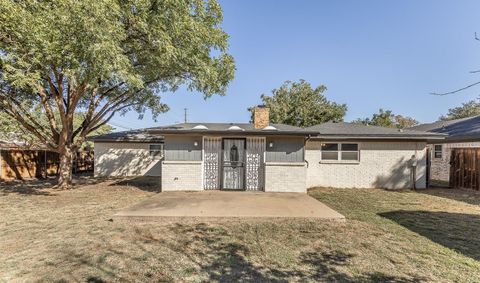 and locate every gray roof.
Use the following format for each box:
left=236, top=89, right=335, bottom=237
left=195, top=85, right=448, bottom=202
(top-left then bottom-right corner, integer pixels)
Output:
left=306, top=122, right=445, bottom=140
left=91, top=121, right=446, bottom=142
left=90, top=129, right=164, bottom=143
left=147, top=123, right=316, bottom=136
left=409, top=115, right=480, bottom=142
